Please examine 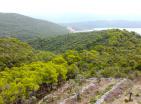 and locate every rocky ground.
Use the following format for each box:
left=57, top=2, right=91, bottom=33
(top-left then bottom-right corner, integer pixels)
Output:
left=108, top=78, right=141, bottom=104
left=38, top=77, right=141, bottom=104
